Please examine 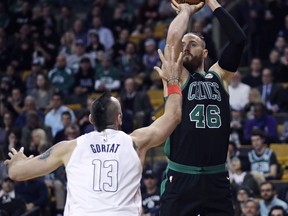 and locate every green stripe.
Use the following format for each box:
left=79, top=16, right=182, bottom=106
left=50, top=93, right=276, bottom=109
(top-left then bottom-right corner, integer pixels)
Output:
left=160, top=166, right=169, bottom=195
left=164, top=137, right=170, bottom=157
left=168, top=160, right=227, bottom=174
